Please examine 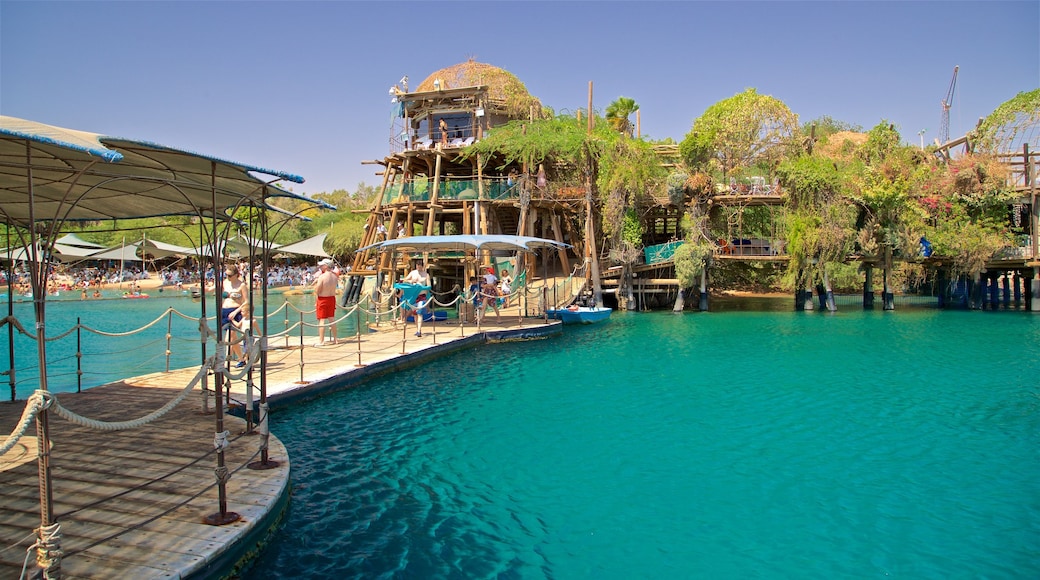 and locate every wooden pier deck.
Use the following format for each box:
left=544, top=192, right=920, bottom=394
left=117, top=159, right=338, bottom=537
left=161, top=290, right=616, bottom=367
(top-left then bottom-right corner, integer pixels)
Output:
left=0, top=312, right=560, bottom=579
